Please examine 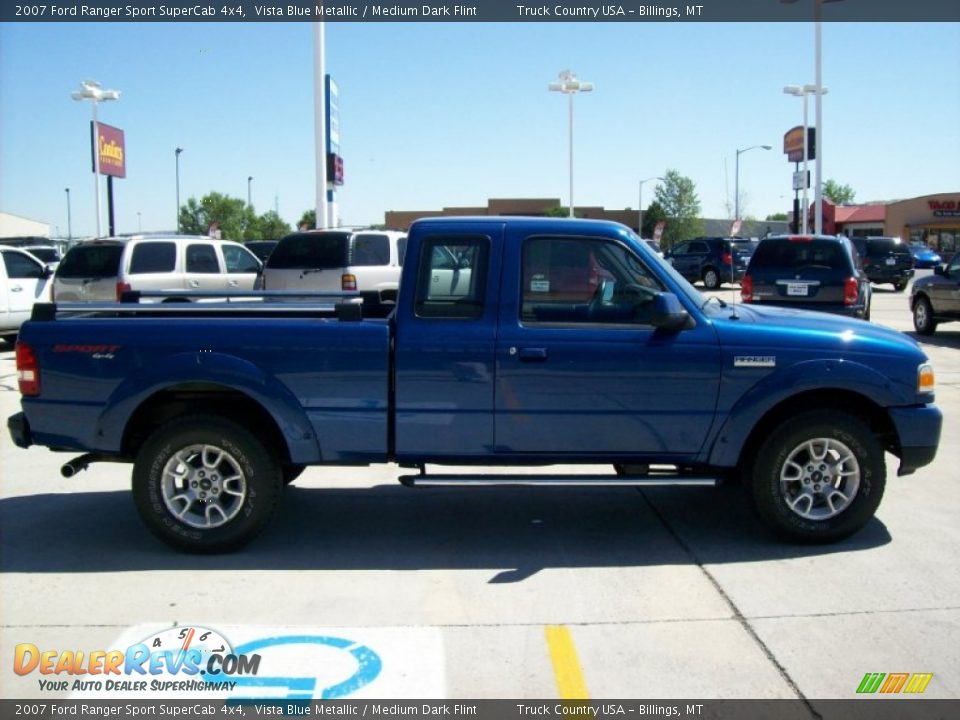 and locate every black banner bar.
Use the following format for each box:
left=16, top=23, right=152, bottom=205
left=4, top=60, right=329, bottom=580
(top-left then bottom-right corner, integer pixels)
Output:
left=3, top=0, right=960, bottom=23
